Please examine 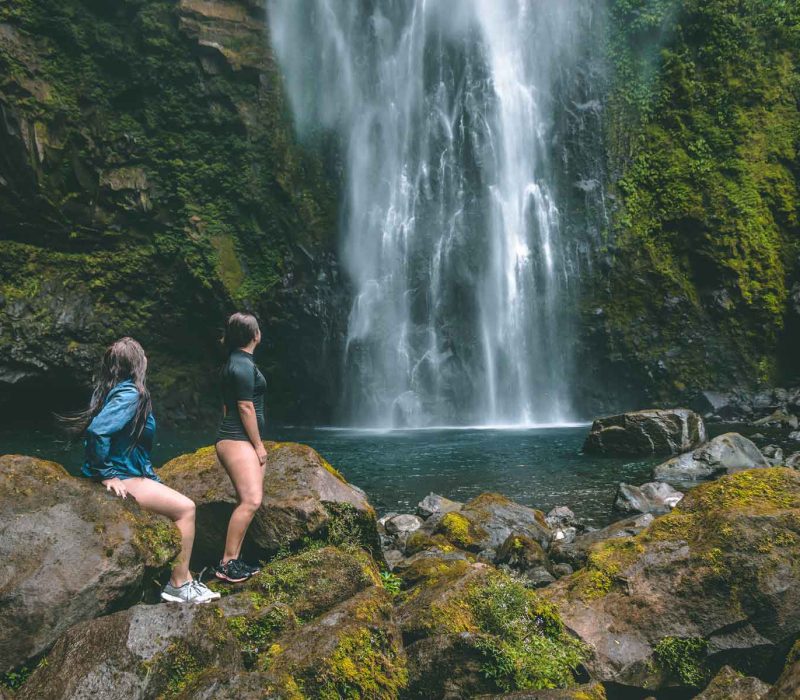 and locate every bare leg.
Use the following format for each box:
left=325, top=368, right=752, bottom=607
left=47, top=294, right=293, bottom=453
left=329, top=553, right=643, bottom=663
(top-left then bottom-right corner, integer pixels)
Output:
left=123, top=477, right=196, bottom=587
left=216, top=439, right=264, bottom=562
